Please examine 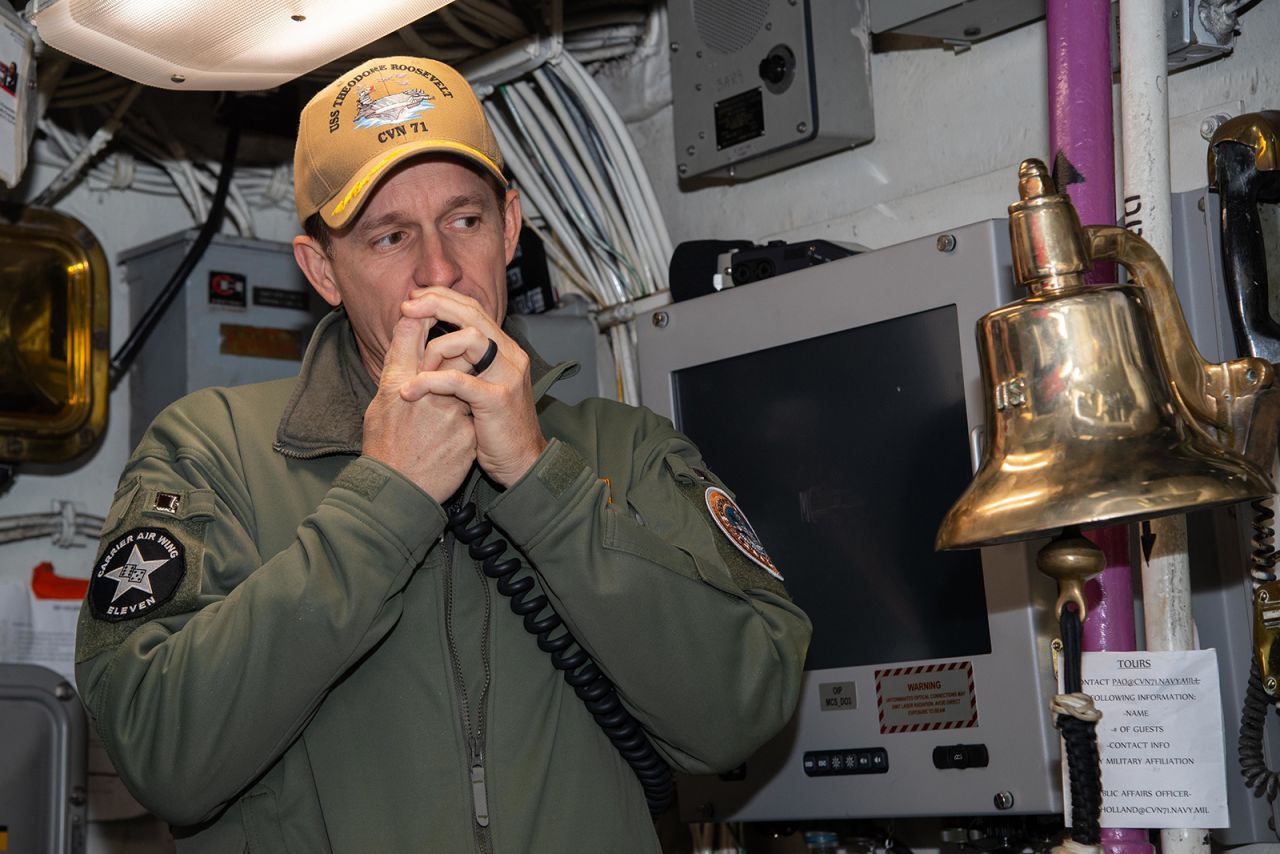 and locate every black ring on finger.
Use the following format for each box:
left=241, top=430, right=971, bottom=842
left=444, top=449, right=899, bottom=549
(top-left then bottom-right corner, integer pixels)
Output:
left=471, top=338, right=498, bottom=376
